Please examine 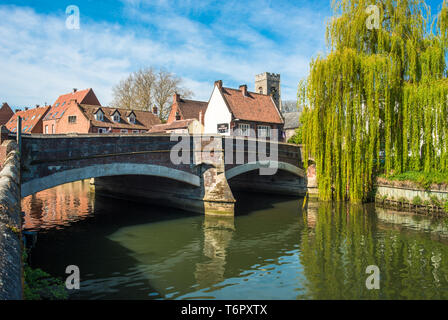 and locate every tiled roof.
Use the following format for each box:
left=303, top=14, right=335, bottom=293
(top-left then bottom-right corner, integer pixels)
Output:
left=148, top=119, right=195, bottom=133
left=177, top=99, right=208, bottom=123
left=220, top=87, right=284, bottom=124
left=78, top=104, right=161, bottom=130
left=6, top=106, right=51, bottom=133
left=282, top=111, right=301, bottom=129
left=45, top=88, right=101, bottom=121
left=0, top=102, right=14, bottom=125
